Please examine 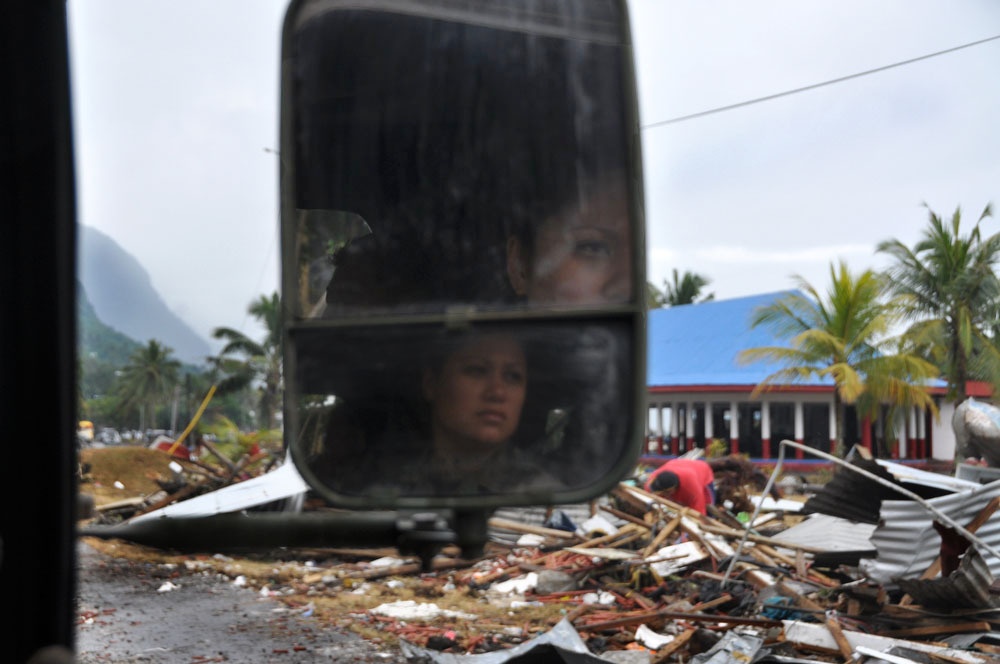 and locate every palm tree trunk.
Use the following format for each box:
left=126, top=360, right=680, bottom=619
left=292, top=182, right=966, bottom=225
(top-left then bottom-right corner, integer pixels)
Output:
left=170, top=384, right=181, bottom=434
left=951, top=316, right=968, bottom=403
